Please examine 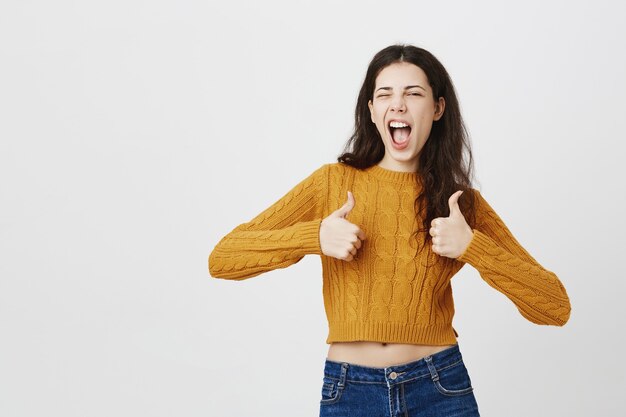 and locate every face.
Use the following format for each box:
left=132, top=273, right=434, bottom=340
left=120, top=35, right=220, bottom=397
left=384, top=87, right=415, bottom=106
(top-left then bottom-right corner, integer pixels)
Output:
left=368, top=62, right=445, bottom=172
